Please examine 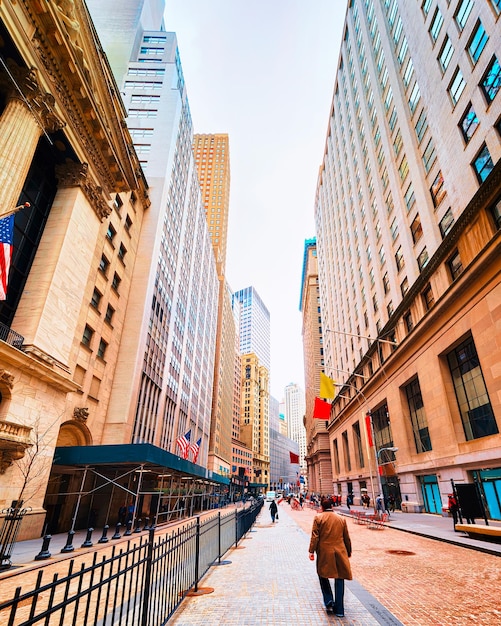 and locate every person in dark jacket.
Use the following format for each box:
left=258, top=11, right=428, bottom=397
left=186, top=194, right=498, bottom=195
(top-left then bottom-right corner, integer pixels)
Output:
left=269, top=498, right=278, bottom=523
left=309, top=497, right=352, bottom=617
